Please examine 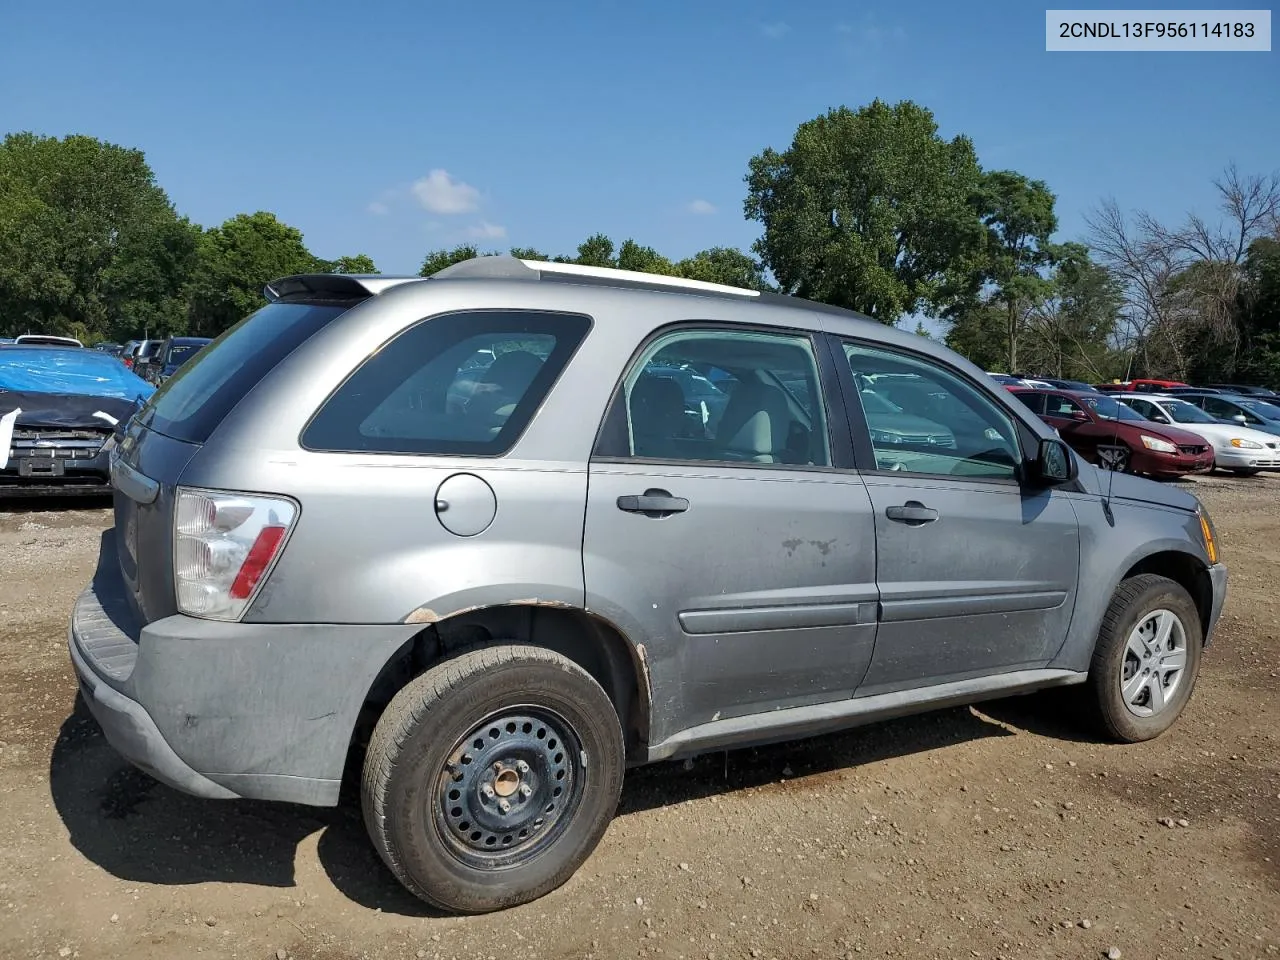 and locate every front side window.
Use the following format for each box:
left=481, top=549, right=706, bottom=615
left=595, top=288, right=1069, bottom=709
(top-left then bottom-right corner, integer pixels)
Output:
left=843, top=343, right=1022, bottom=480
left=1044, top=393, right=1086, bottom=418
left=1084, top=395, right=1146, bottom=422
left=1203, top=397, right=1260, bottom=424
left=602, top=328, right=830, bottom=467
left=1122, top=397, right=1157, bottom=420
left=302, top=310, right=590, bottom=456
